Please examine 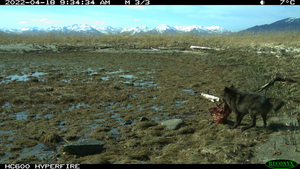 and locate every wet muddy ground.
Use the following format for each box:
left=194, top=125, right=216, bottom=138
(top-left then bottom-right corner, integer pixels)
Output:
left=0, top=43, right=300, bottom=164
